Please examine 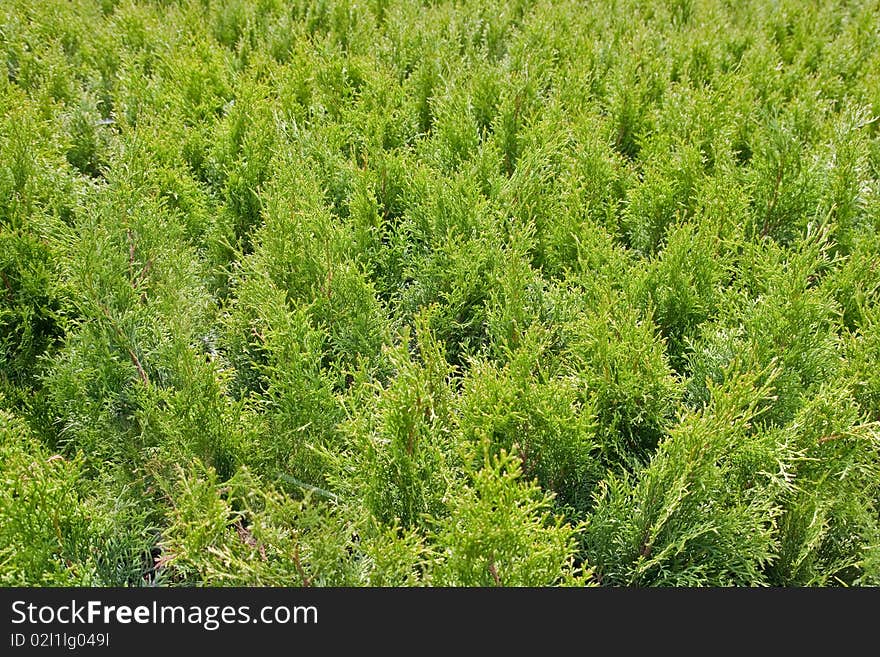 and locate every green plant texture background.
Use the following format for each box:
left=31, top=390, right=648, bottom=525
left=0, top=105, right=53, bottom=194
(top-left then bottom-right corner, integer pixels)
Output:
left=2, top=0, right=879, bottom=586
